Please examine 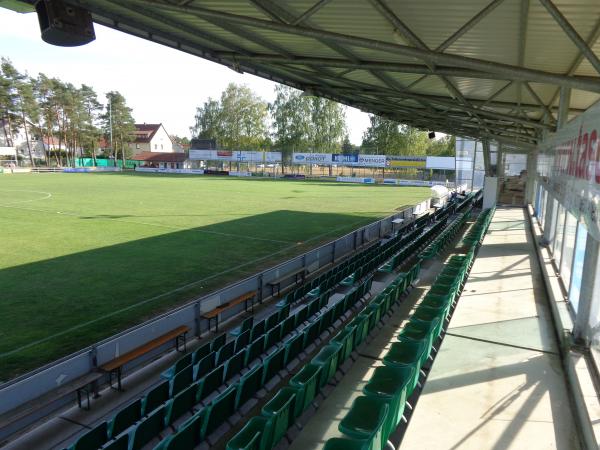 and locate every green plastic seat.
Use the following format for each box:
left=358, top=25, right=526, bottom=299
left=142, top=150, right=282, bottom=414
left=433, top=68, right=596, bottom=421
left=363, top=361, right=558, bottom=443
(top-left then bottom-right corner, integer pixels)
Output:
left=235, top=365, right=263, bottom=409
left=303, top=320, right=320, bottom=348
left=331, top=325, right=356, bottom=363
left=264, top=325, right=281, bottom=351
left=226, top=416, right=274, bottom=450
left=397, top=319, right=439, bottom=357
left=171, top=364, right=194, bottom=397
left=155, top=409, right=205, bottom=449
left=246, top=336, right=265, bottom=366
left=262, top=346, right=285, bottom=385
left=165, top=384, right=196, bottom=426
left=235, top=330, right=251, bottom=353
left=283, top=333, right=304, bottom=366
left=323, top=437, right=371, bottom=450
left=224, top=350, right=246, bottom=381
left=230, top=316, right=254, bottom=337
left=411, top=307, right=445, bottom=337
left=265, top=312, right=280, bottom=331
left=339, top=396, right=388, bottom=450
left=383, top=340, right=426, bottom=394
left=161, top=353, right=193, bottom=380
left=70, top=421, right=108, bottom=450
left=193, top=353, right=216, bottom=381
left=142, top=381, right=170, bottom=416
left=130, top=405, right=166, bottom=450
left=289, top=363, right=322, bottom=417
left=196, top=365, right=224, bottom=402
left=202, top=384, right=237, bottom=439
left=217, top=340, right=236, bottom=366
left=250, top=320, right=266, bottom=342
left=102, top=434, right=129, bottom=450
left=352, top=314, right=369, bottom=347
left=311, top=344, right=341, bottom=388
left=280, top=315, right=296, bottom=338
left=211, top=334, right=227, bottom=352
left=109, top=398, right=141, bottom=438
left=363, top=365, right=414, bottom=439
left=261, top=387, right=296, bottom=446
left=192, top=343, right=211, bottom=365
